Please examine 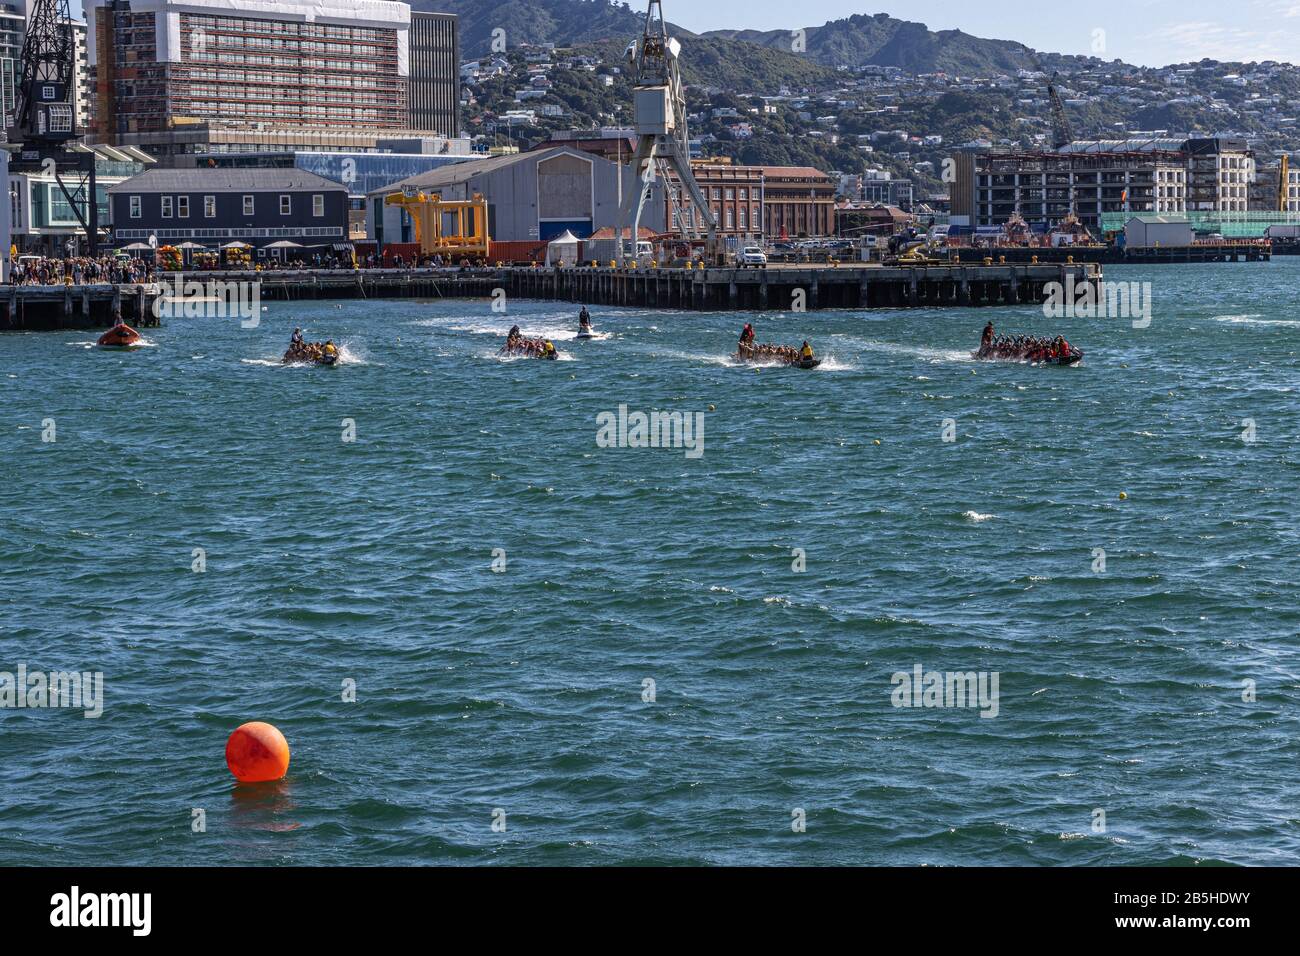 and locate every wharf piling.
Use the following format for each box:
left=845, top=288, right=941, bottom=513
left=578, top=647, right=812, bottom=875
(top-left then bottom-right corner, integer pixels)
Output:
left=240, top=261, right=1101, bottom=312
left=0, top=263, right=1101, bottom=329
left=0, top=283, right=162, bottom=332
